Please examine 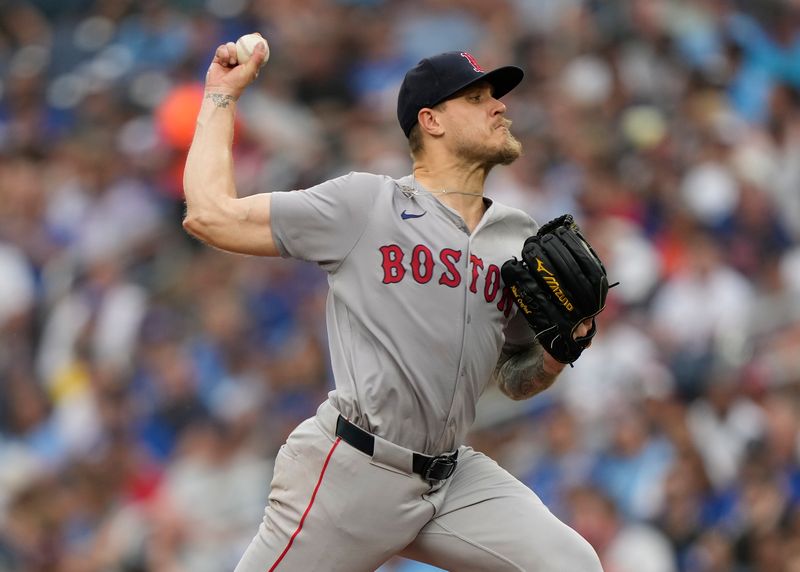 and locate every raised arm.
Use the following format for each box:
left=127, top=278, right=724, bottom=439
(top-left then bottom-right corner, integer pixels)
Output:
left=182, top=36, right=280, bottom=257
